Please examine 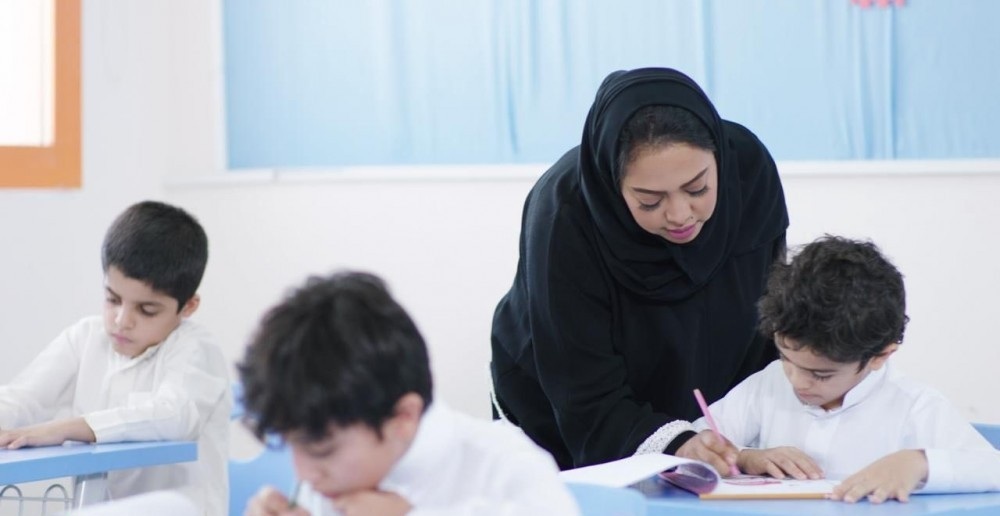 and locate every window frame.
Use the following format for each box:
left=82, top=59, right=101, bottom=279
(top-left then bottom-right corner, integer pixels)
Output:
left=0, top=0, right=80, bottom=188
